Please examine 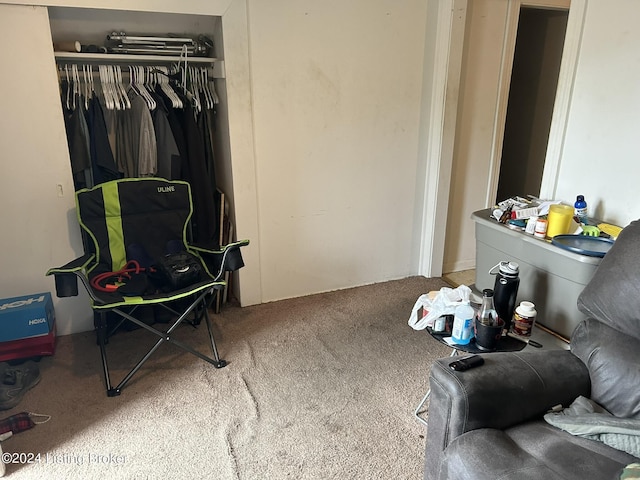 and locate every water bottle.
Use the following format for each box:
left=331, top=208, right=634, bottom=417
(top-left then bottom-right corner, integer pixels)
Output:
left=451, top=302, right=475, bottom=345
left=478, top=289, right=498, bottom=326
left=574, top=195, right=588, bottom=224
left=490, top=261, right=520, bottom=332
